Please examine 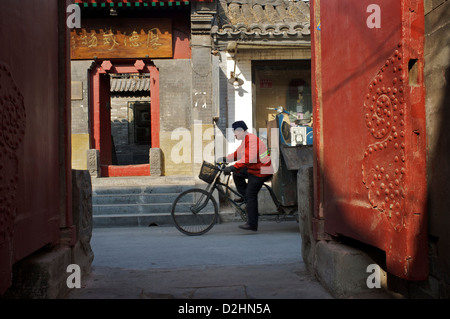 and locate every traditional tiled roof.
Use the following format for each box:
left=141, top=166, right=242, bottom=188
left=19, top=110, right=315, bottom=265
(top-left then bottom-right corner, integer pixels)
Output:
left=110, top=74, right=150, bottom=93
left=212, top=0, right=310, bottom=42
